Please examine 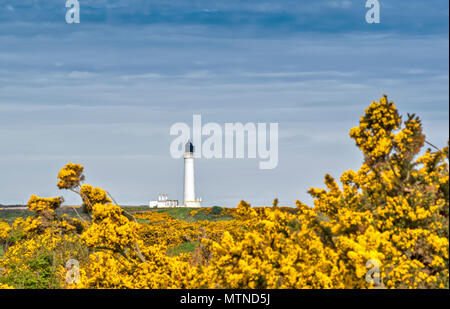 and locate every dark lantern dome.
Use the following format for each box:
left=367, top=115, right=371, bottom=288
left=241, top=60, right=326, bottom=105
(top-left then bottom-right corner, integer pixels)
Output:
left=185, top=141, right=194, bottom=153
